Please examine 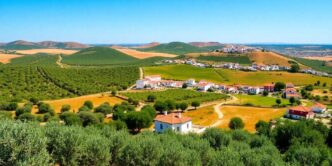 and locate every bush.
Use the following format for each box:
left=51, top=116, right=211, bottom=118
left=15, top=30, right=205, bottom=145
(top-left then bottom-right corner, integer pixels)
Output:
left=60, top=112, right=82, bottom=126
left=229, top=117, right=245, bottom=130
left=60, top=104, right=71, bottom=113
left=94, top=102, right=113, bottom=115
left=83, top=100, right=94, bottom=110
left=78, top=111, right=100, bottom=127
